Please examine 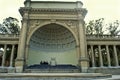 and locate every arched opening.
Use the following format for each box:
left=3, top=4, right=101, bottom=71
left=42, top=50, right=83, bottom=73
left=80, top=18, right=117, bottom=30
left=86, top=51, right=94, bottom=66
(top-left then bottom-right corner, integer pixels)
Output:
left=27, top=23, right=78, bottom=68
